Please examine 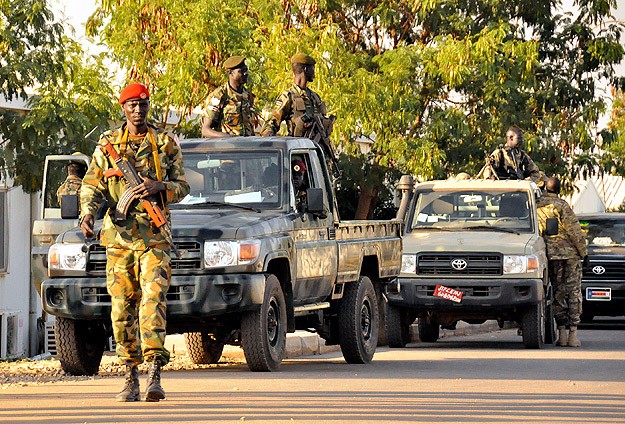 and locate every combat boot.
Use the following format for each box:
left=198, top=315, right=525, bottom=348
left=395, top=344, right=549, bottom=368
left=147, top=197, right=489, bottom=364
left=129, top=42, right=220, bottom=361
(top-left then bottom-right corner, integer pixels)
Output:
left=145, top=359, right=166, bottom=402
left=567, top=326, right=581, bottom=347
left=115, top=365, right=140, bottom=402
left=556, top=326, right=568, bottom=347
